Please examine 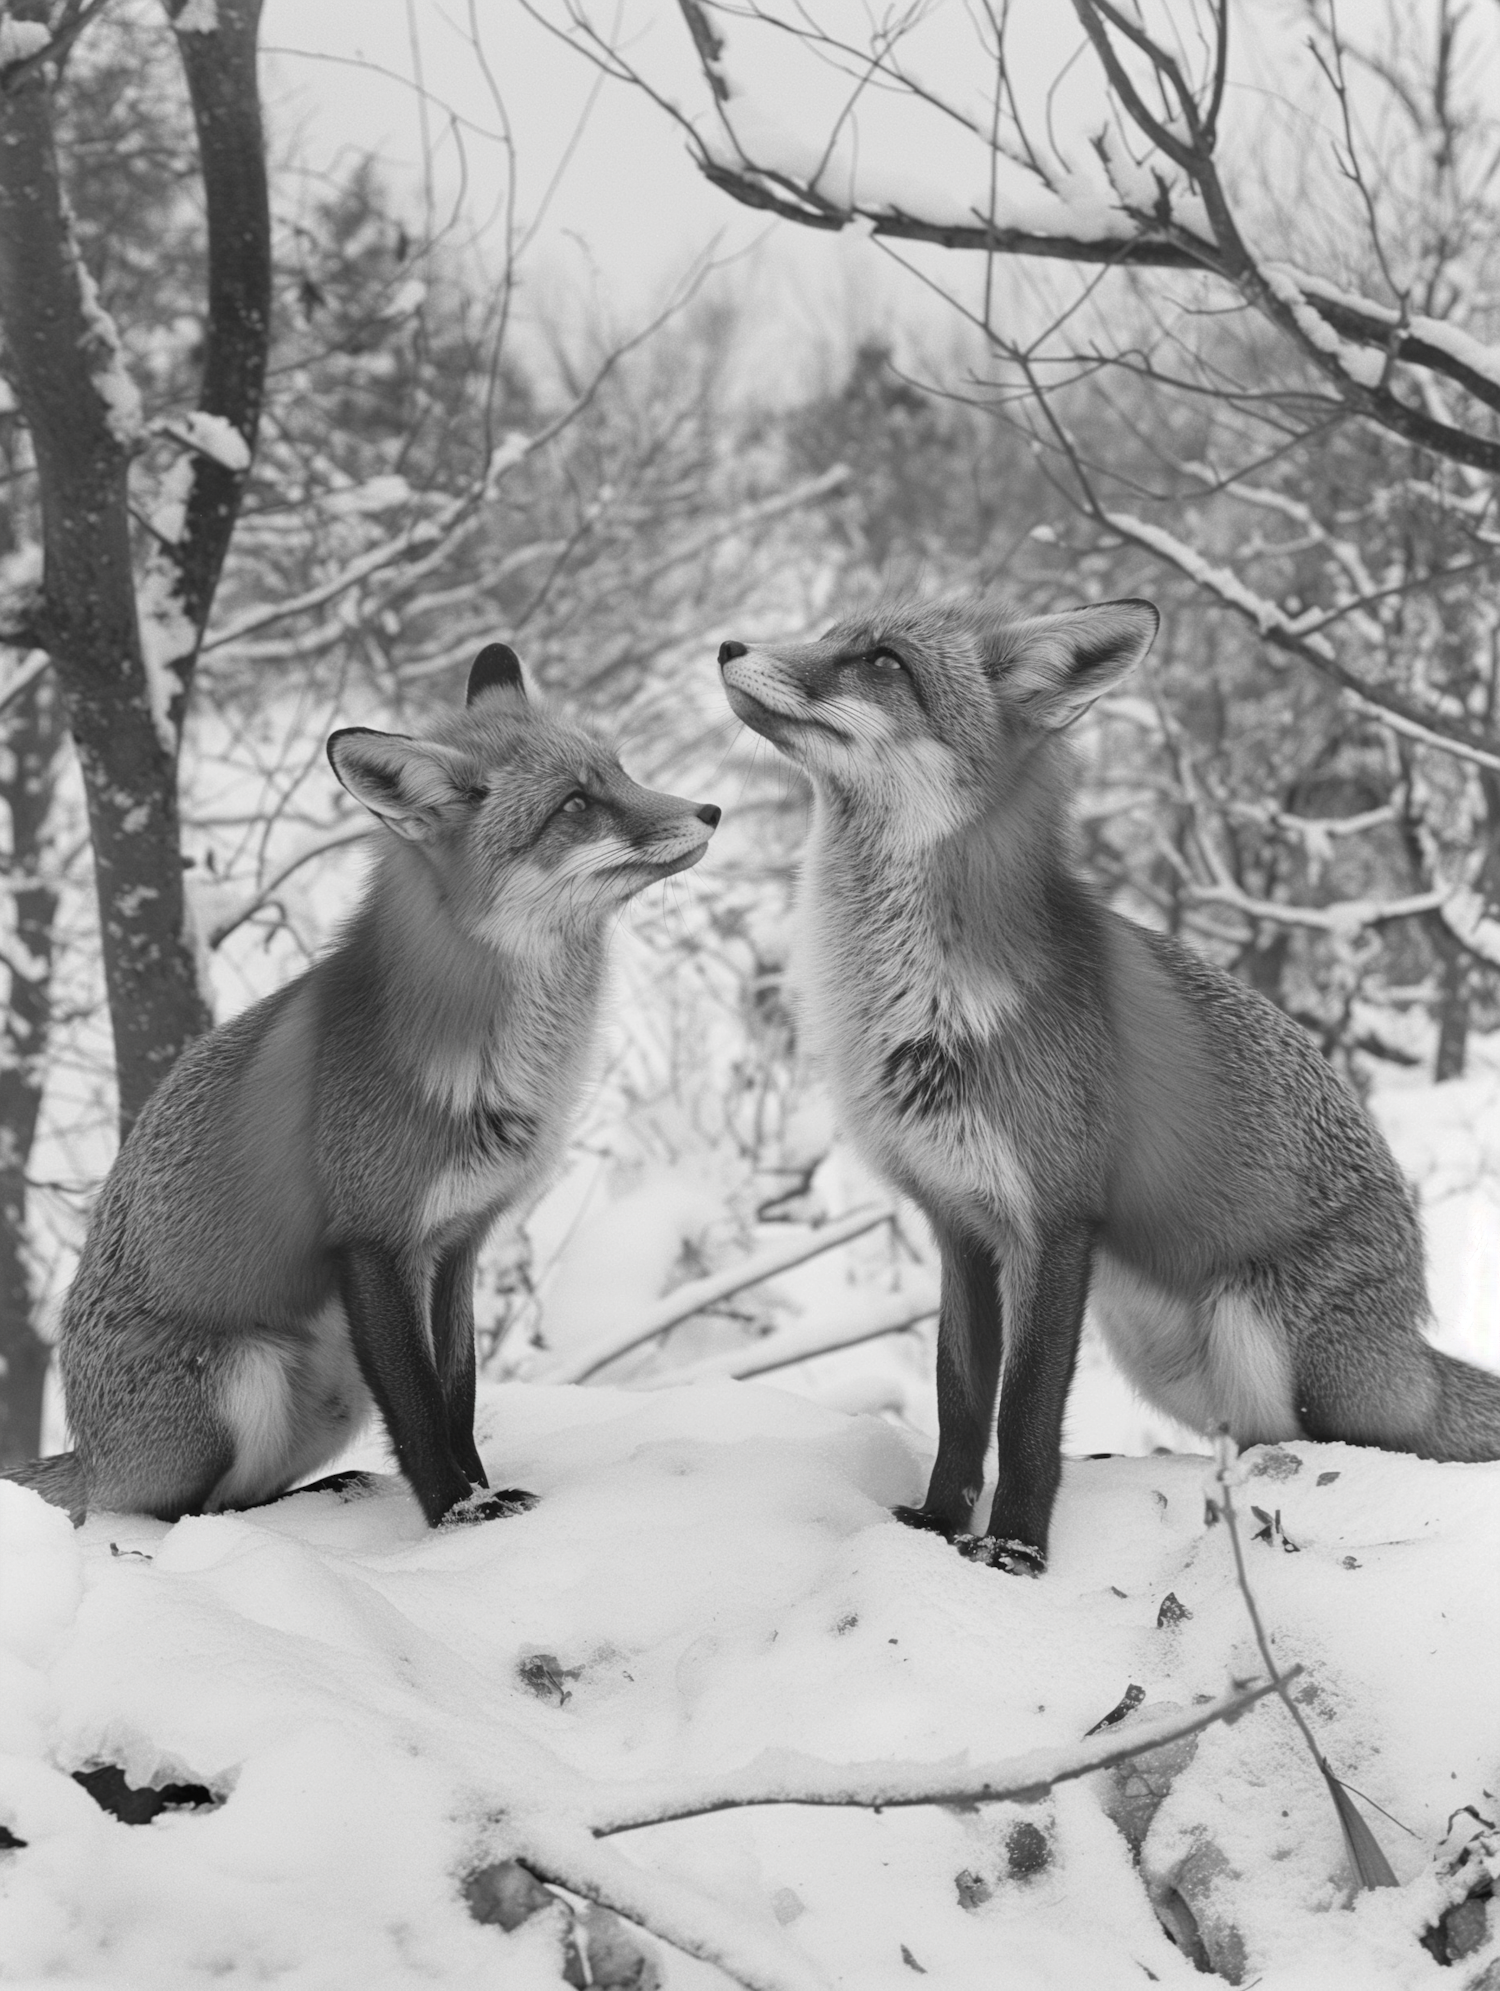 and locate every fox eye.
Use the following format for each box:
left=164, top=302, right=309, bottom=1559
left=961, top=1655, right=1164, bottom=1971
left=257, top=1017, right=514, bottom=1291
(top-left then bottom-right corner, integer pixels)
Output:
left=560, top=791, right=589, bottom=815
left=866, top=646, right=907, bottom=672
